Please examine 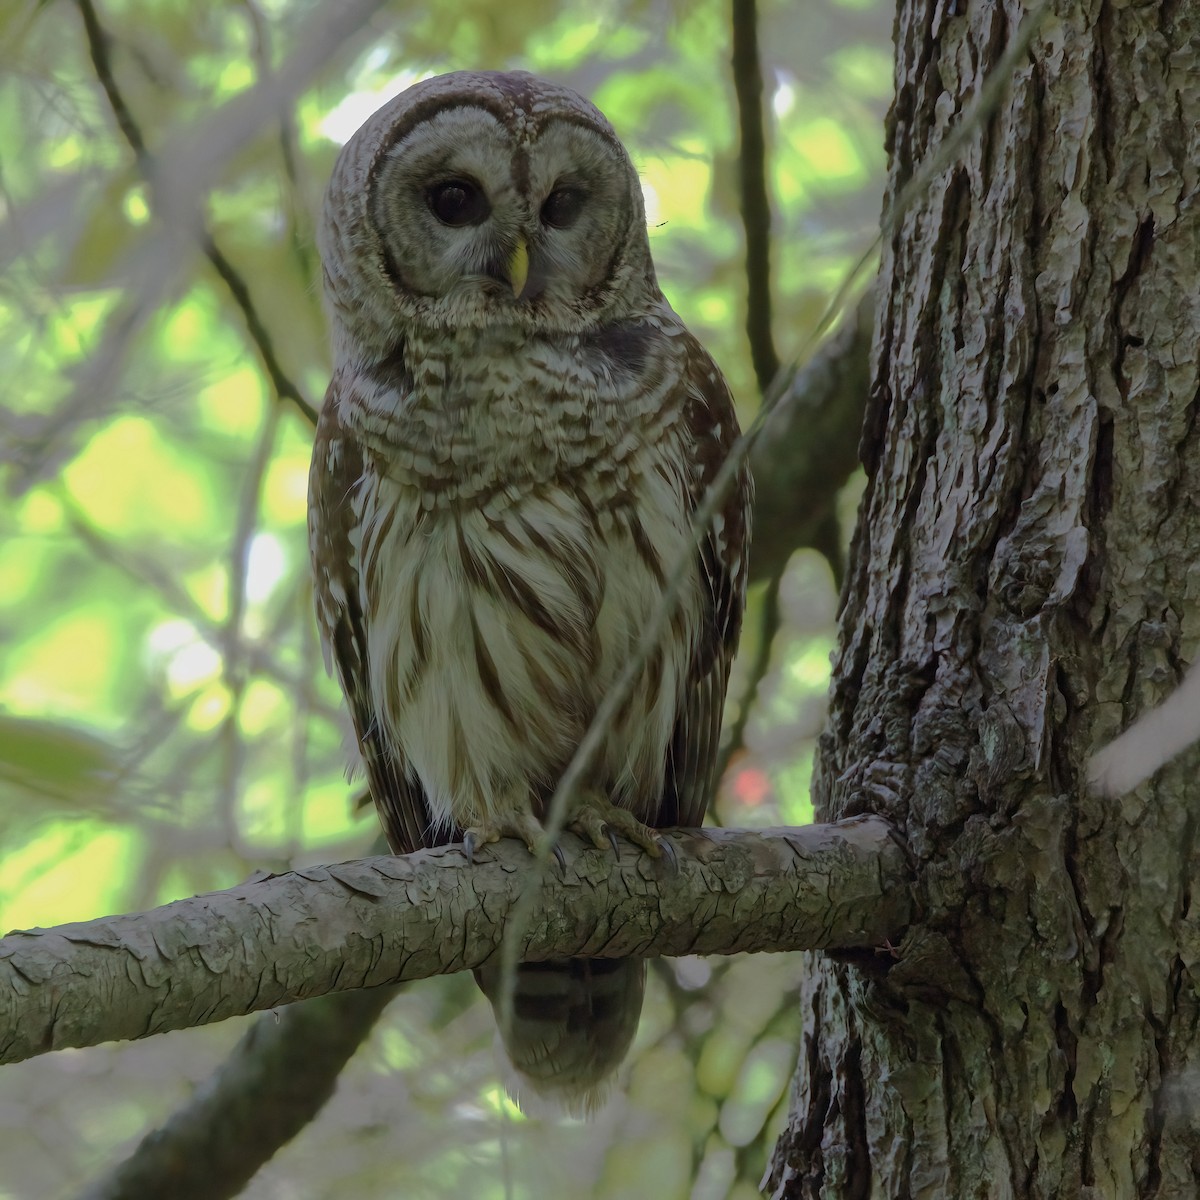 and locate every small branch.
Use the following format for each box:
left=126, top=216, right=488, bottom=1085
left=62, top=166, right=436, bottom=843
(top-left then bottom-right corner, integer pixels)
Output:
left=200, top=236, right=319, bottom=425
left=78, top=986, right=399, bottom=1200
left=75, top=0, right=147, bottom=163
left=1, top=821, right=911, bottom=1067
left=73, top=0, right=319, bottom=427
left=1089, top=658, right=1200, bottom=796
left=731, top=0, right=780, bottom=394
left=748, top=288, right=875, bottom=584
